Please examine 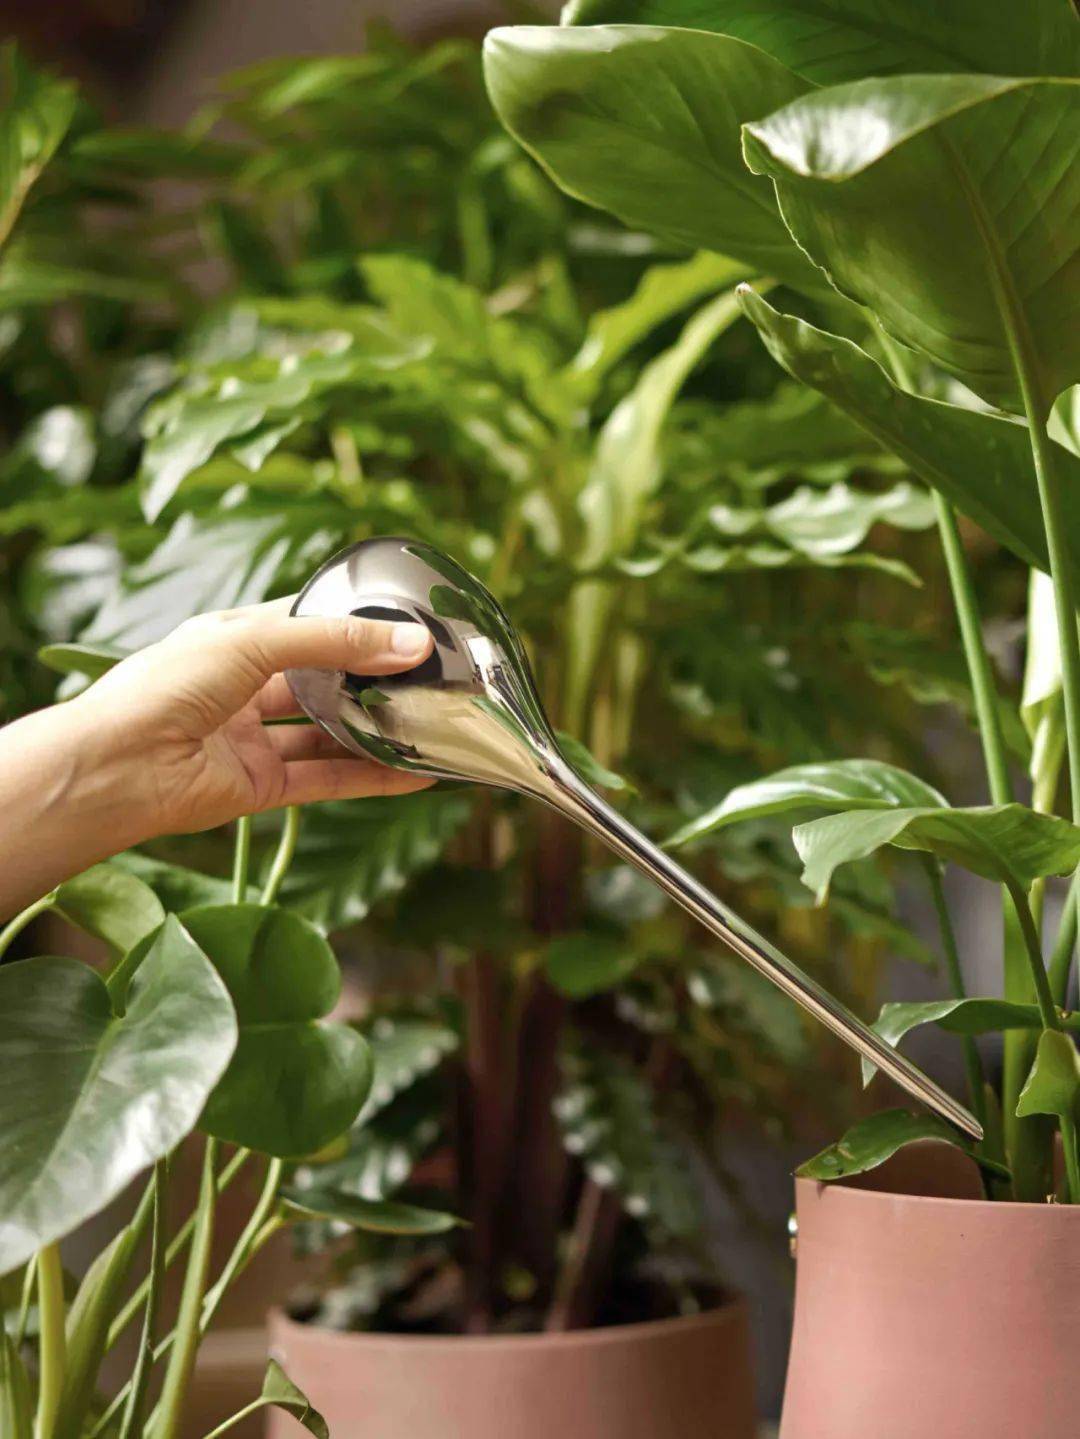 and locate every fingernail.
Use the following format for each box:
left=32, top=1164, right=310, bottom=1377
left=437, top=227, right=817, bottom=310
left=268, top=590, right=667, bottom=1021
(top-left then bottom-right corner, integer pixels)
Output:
left=390, top=622, right=430, bottom=659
